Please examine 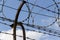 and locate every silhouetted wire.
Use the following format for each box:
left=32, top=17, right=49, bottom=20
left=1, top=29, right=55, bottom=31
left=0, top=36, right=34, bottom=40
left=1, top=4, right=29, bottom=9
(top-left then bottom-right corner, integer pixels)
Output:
left=0, top=16, right=58, bottom=29
left=0, top=16, right=58, bottom=28
left=25, top=0, right=36, bottom=24
left=0, top=21, right=60, bottom=38
left=0, top=20, right=35, bottom=40
left=21, top=3, right=31, bottom=23
left=25, top=1, right=58, bottom=13
left=0, top=0, right=60, bottom=37
left=0, top=0, right=59, bottom=28
left=46, top=2, right=60, bottom=8
left=26, top=0, right=32, bottom=24
left=19, top=0, right=59, bottom=13
left=1, top=0, right=6, bottom=18
left=0, top=4, right=58, bottom=19
left=0, top=16, right=14, bottom=22
left=42, top=0, right=60, bottom=27
left=46, top=0, right=59, bottom=27
left=22, top=22, right=60, bottom=38
left=0, top=17, right=60, bottom=35
left=22, top=0, right=58, bottom=26
left=25, top=2, right=31, bottom=24
left=30, top=0, right=37, bottom=25
left=47, top=7, right=57, bottom=27
left=45, top=8, right=57, bottom=27
left=25, top=0, right=58, bottom=28
left=0, top=3, right=57, bottom=19
left=26, top=0, right=37, bottom=24
left=21, top=0, right=36, bottom=23
left=25, top=1, right=60, bottom=27
left=0, top=1, right=58, bottom=15
left=0, top=17, right=59, bottom=36
left=45, top=19, right=57, bottom=27
left=52, top=0, right=60, bottom=19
